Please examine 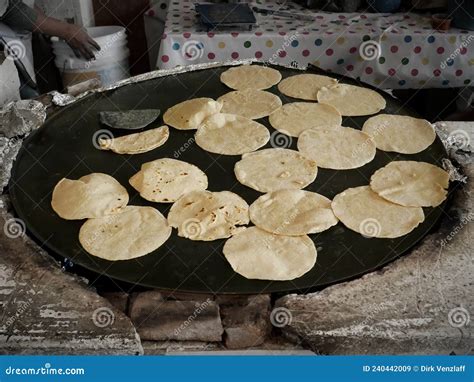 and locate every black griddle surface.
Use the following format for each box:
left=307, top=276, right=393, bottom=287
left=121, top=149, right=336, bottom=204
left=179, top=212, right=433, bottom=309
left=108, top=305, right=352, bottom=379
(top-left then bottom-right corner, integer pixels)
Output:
left=9, top=64, right=449, bottom=294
